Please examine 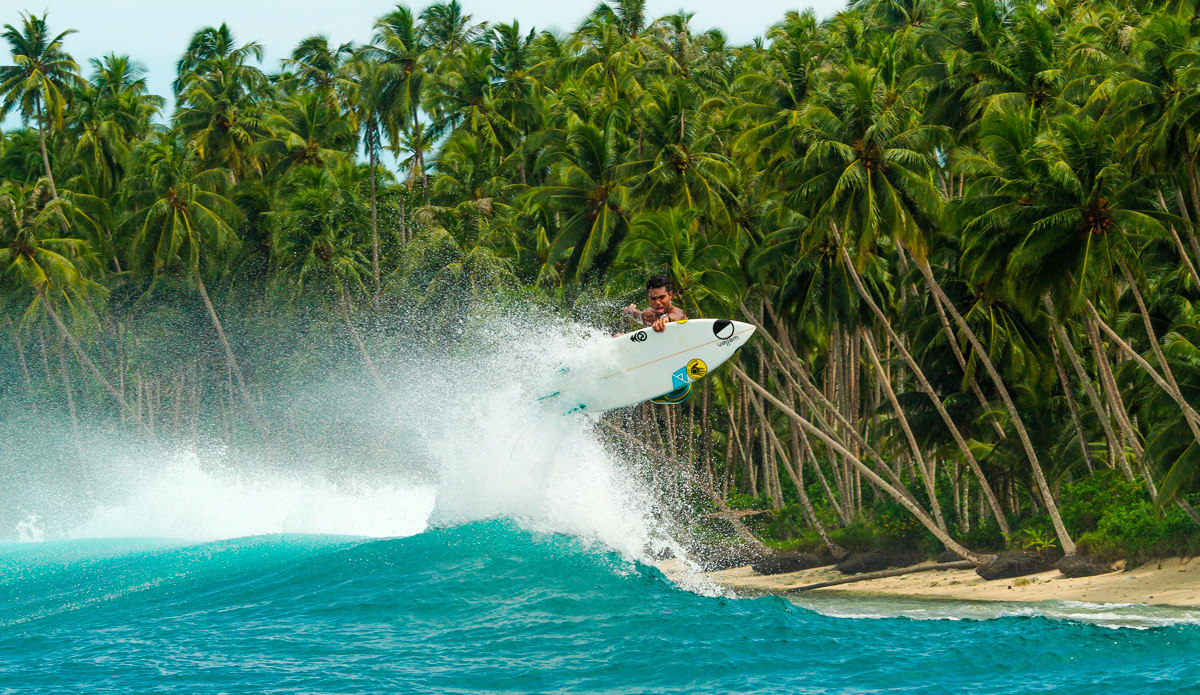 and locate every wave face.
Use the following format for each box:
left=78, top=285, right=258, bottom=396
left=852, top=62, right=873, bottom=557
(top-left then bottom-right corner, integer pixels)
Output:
left=3, top=523, right=1200, bottom=694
